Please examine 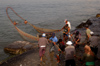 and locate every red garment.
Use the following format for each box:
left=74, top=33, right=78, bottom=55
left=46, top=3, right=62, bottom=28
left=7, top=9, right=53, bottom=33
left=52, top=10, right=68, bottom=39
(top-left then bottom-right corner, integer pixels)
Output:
left=39, top=47, right=46, bottom=57
left=62, top=41, right=65, bottom=45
